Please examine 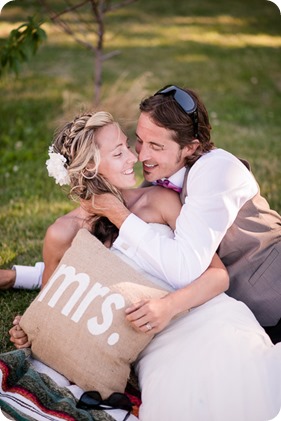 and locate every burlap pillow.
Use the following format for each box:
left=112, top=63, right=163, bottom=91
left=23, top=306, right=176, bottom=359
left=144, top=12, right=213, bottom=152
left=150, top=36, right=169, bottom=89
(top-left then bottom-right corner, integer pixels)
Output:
left=20, top=228, right=168, bottom=398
